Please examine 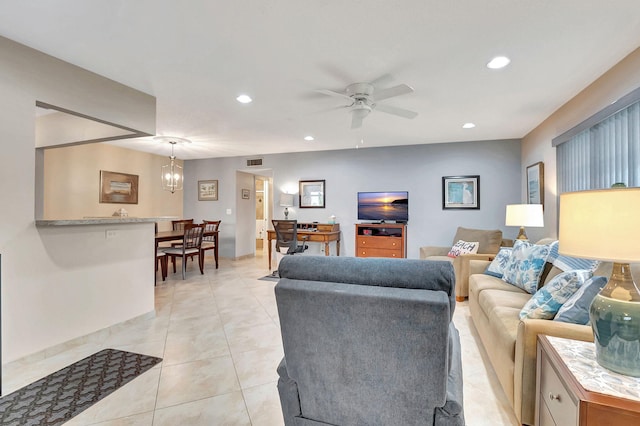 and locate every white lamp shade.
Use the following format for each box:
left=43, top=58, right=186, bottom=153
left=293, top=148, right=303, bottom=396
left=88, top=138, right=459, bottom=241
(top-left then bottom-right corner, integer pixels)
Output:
left=559, top=188, right=640, bottom=263
left=279, top=193, right=294, bottom=207
left=505, top=204, right=544, bottom=227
